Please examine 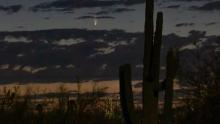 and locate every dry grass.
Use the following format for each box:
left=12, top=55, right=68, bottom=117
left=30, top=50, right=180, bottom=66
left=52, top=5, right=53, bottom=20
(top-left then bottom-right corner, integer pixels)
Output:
left=0, top=80, right=184, bottom=124
left=0, top=80, right=142, bottom=96
left=0, top=81, right=125, bottom=124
